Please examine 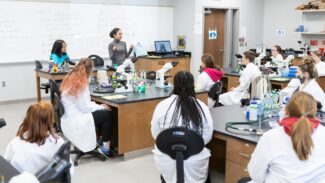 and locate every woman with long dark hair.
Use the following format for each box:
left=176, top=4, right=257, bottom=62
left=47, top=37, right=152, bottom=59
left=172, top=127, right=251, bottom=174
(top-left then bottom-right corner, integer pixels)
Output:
left=151, top=71, right=213, bottom=183
left=50, top=39, right=70, bottom=66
